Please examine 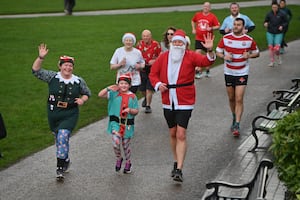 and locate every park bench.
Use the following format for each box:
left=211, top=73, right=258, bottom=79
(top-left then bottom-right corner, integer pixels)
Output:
left=249, top=90, right=300, bottom=152
left=271, top=78, right=300, bottom=103
left=203, top=159, right=273, bottom=200
left=272, top=78, right=300, bottom=102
